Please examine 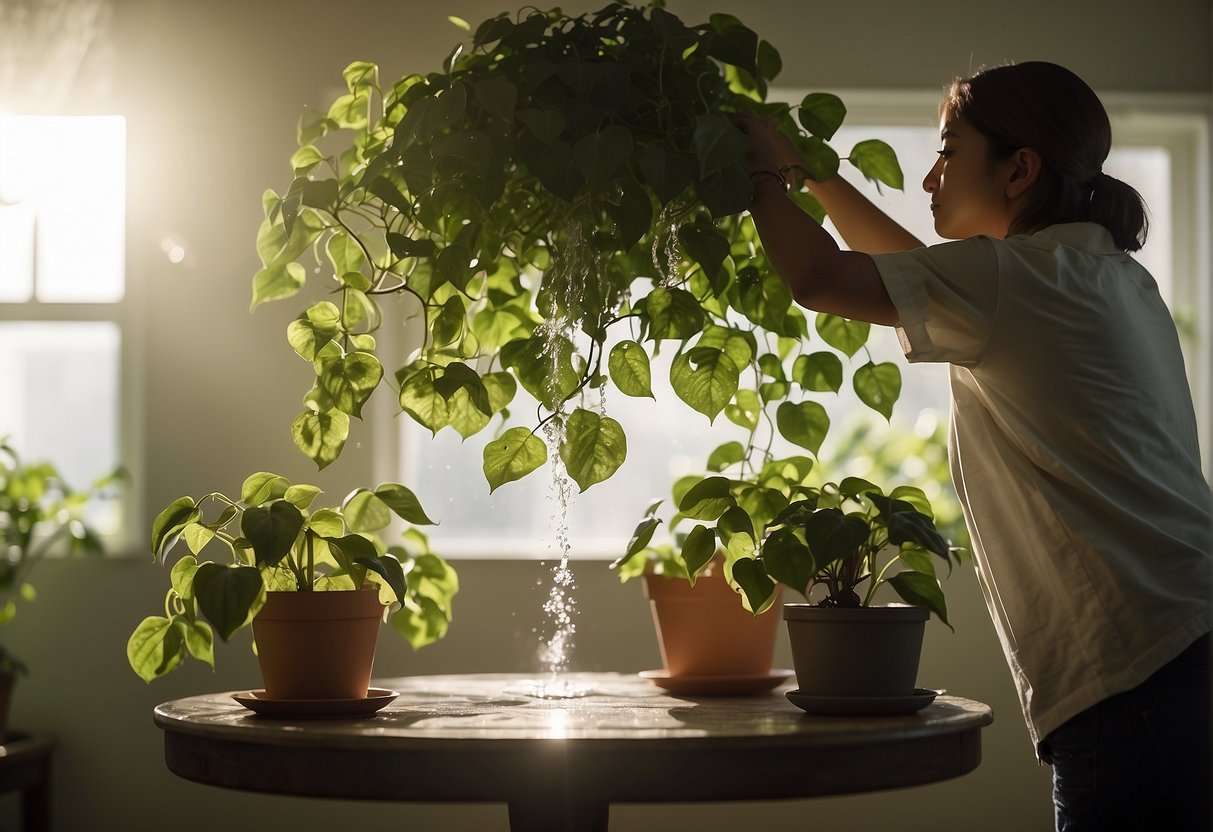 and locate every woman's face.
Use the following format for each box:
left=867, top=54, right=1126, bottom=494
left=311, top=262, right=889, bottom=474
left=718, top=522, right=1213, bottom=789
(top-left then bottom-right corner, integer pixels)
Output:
left=922, top=116, right=1016, bottom=240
